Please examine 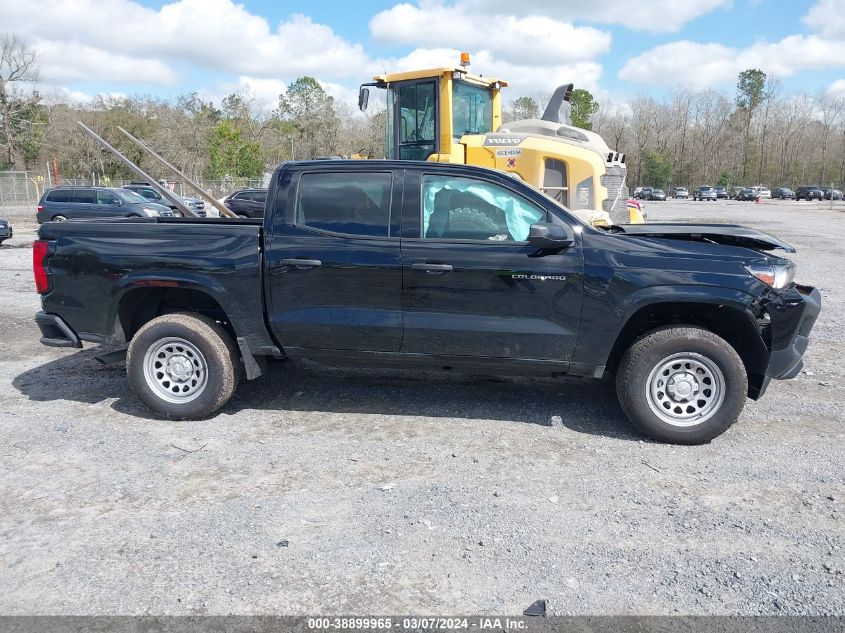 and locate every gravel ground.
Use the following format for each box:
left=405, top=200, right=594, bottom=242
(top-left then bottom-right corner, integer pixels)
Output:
left=0, top=199, right=843, bottom=616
